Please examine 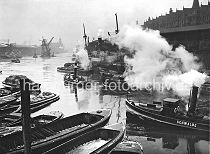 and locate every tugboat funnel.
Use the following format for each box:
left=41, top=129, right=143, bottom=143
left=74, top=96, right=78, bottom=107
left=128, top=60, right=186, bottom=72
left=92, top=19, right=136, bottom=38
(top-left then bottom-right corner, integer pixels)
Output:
left=188, top=86, right=199, bottom=114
